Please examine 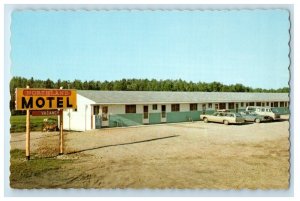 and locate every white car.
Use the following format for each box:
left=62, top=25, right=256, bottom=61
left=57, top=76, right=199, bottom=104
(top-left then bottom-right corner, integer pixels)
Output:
left=200, top=111, right=245, bottom=125
left=245, top=106, right=280, bottom=121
